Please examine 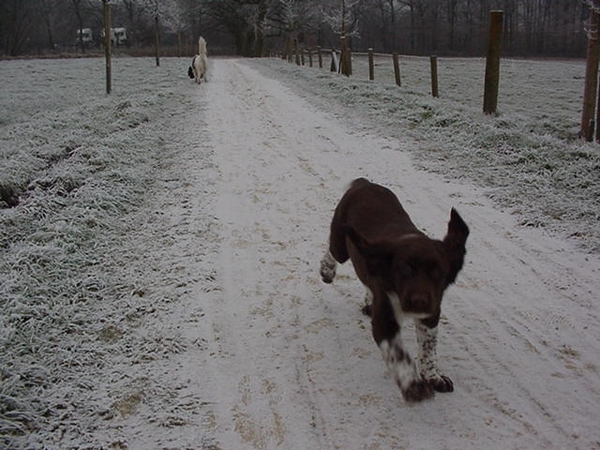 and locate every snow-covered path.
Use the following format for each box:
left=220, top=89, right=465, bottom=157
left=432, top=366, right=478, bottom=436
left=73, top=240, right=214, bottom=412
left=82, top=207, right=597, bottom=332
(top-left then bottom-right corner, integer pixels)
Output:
left=178, top=59, right=600, bottom=449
